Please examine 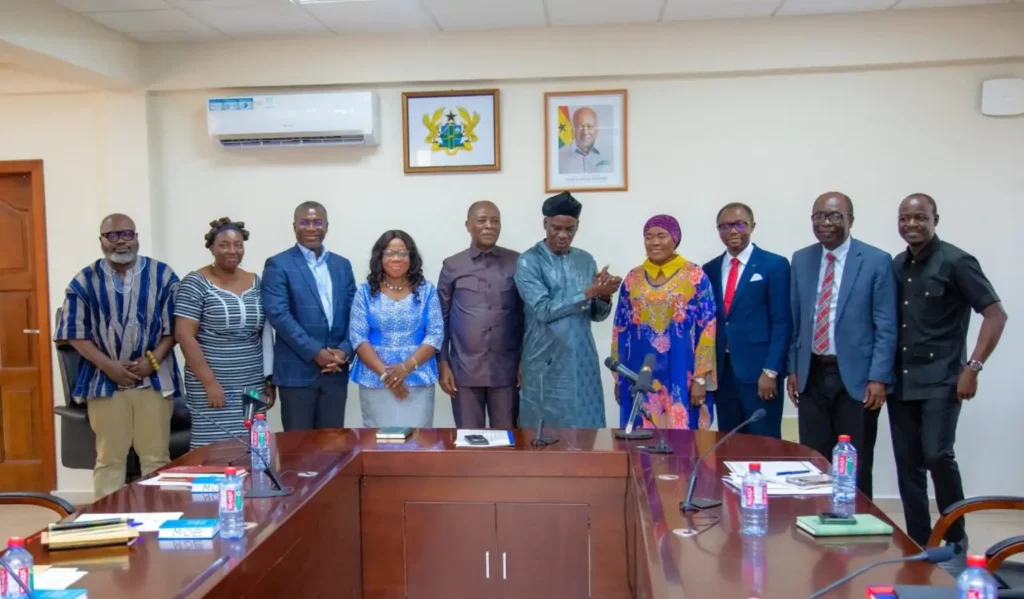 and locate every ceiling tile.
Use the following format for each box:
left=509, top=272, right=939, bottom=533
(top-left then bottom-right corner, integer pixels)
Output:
left=181, top=3, right=331, bottom=36
left=168, top=0, right=293, bottom=9
left=84, top=8, right=210, bottom=32
left=56, top=0, right=170, bottom=11
left=546, top=0, right=665, bottom=26
left=663, top=0, right=781, bottom=21
left=129, top=28, right=230, bottom=42
left=776, top=0, right=896, bottom=15
left=892, top=0, right=1009, bottom=8
left=302, top=0, right=438, bottom=34
left=422, top=0, right=547, bottom=31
